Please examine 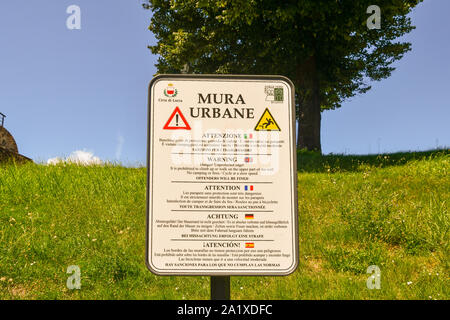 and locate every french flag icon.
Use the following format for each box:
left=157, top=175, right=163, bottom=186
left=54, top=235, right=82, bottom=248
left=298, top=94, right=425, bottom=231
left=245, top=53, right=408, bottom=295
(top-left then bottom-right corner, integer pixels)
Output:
left=244, top=185, right=254, bottom=191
